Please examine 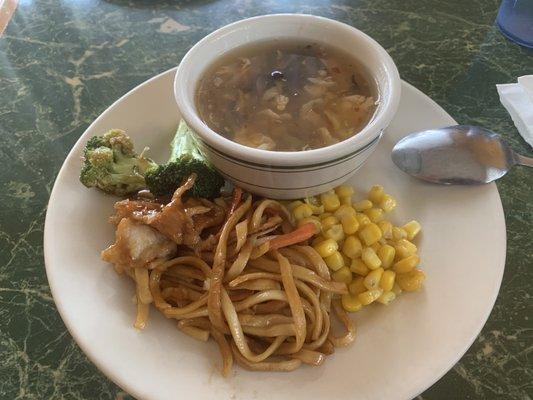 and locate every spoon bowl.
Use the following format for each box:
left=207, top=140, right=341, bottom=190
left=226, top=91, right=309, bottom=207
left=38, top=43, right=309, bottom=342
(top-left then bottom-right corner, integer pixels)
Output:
left=391, top=125, right=533, bottom=184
